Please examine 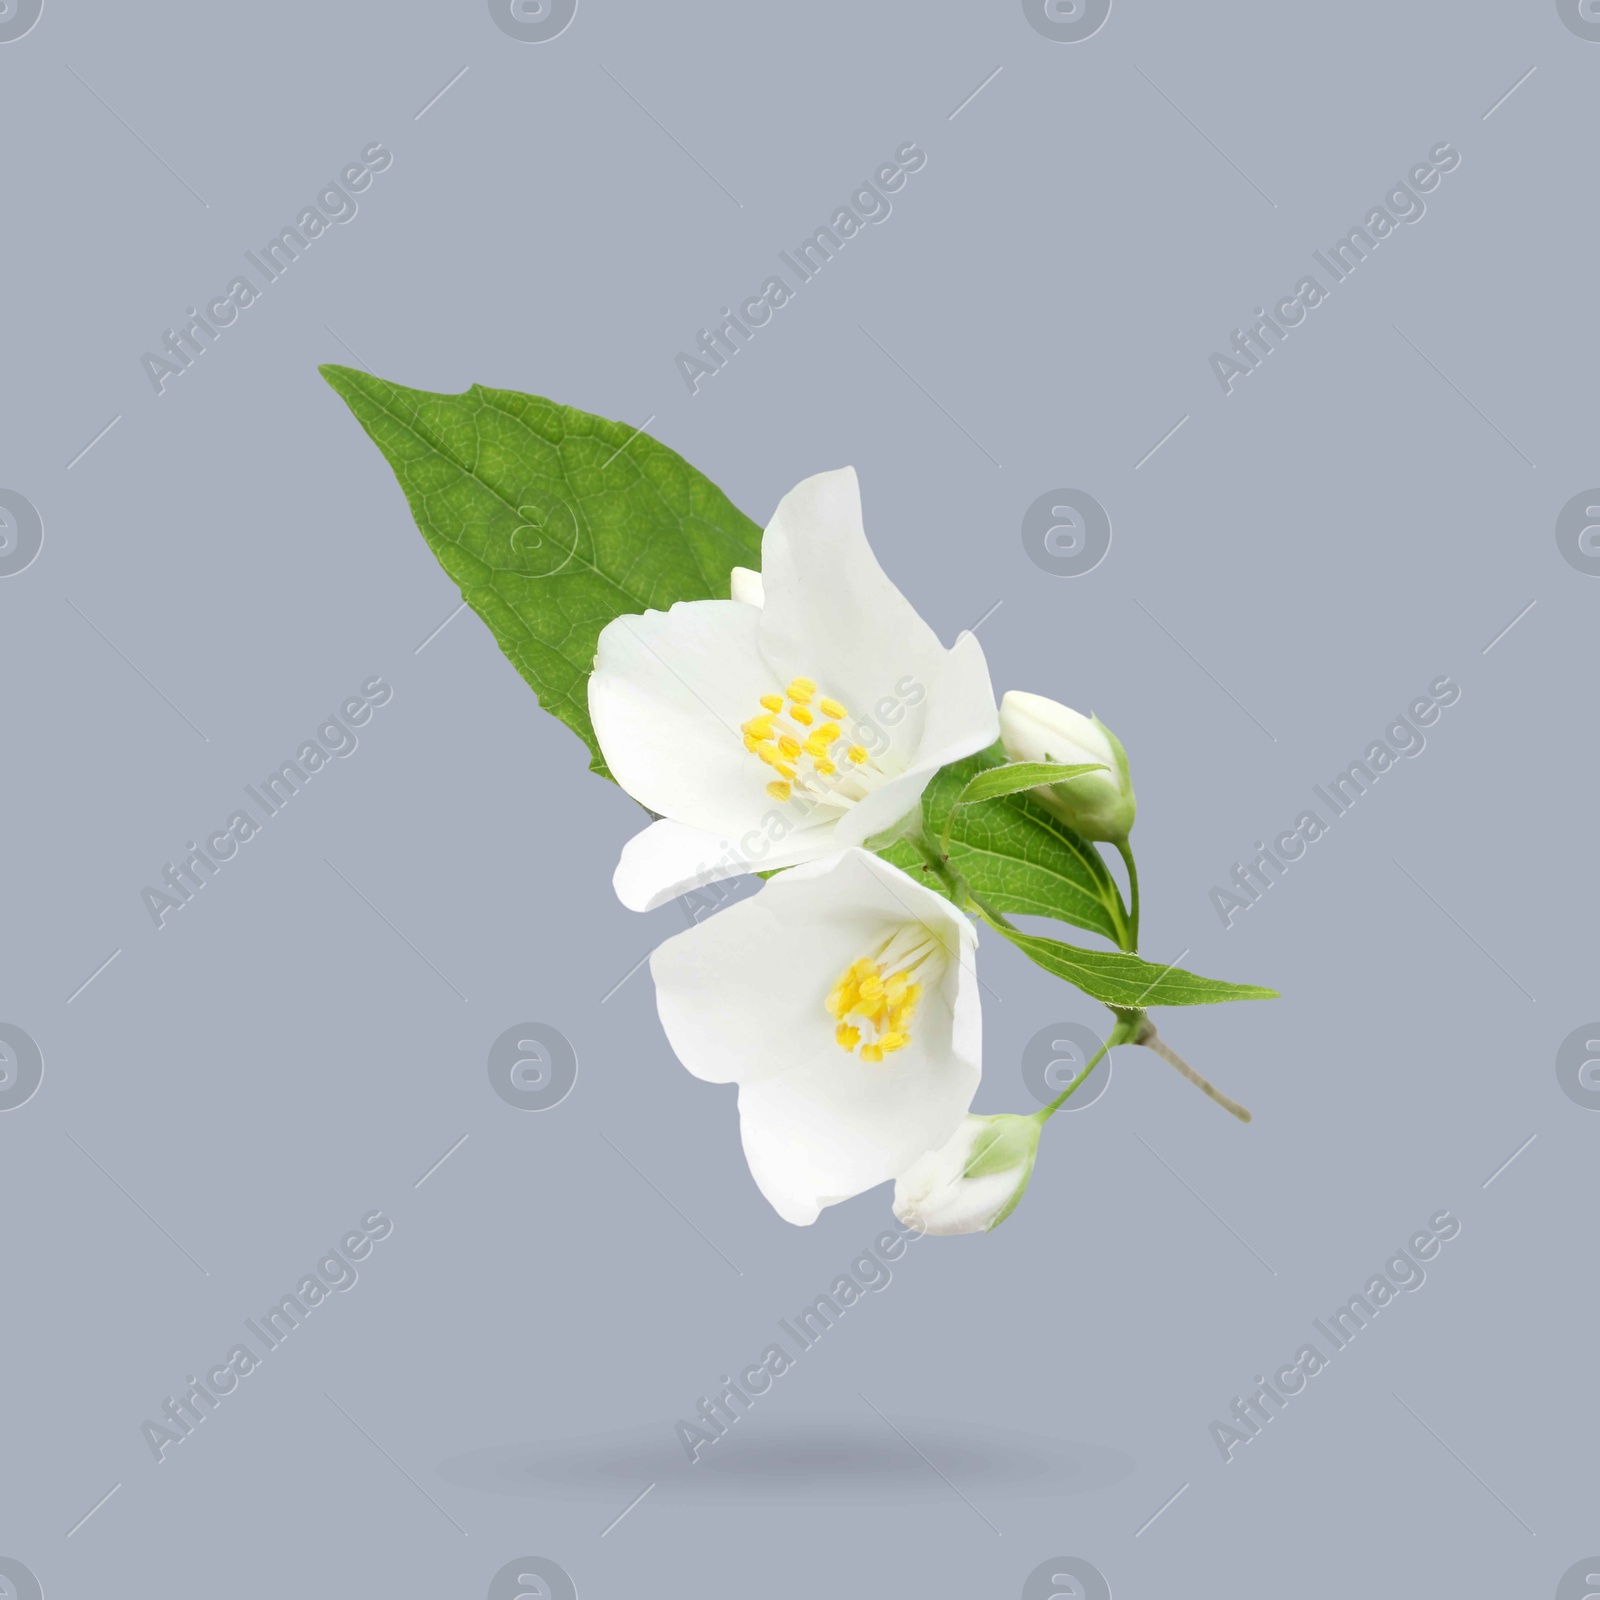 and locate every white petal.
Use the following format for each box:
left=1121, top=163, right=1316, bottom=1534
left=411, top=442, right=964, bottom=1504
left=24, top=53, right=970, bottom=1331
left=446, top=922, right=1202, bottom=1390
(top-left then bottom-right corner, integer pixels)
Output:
left=650, top=850, right=910, bottom=1085
left=648, top=850, right=982, bottom=1224
left=835, top=629, right=999, bottom=844
left=738, top=1010, right=977, bottom=1225
left=756, top=468, right=947, bottom=738
left=613, top=816, right=838, bottom=913
left=918, top=631, right=1004, bottom=773
left=588, top=600, right=773, bottom=835
left=729, top=566, right=765, bottom=607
